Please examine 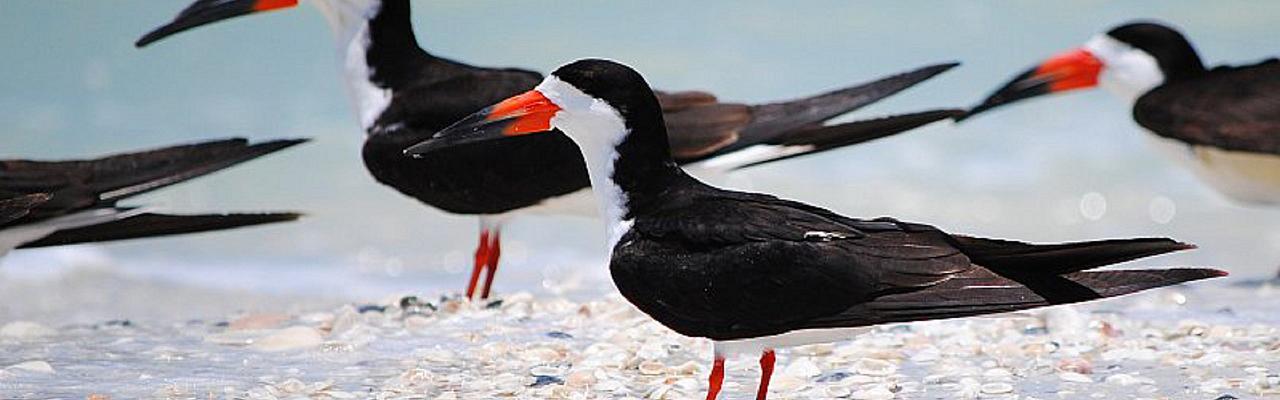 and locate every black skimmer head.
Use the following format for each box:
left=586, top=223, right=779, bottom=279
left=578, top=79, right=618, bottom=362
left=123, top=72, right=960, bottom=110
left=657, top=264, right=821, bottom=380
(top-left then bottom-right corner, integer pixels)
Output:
left=960, top=20, right=1206, bottom=120
left=408, top=59, right=674, bottom=241
left=137, top=0, right=394, bottom=48
left=139, top=0, right=411, bottom=131
left=408, top=59, right=667, bottom=160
